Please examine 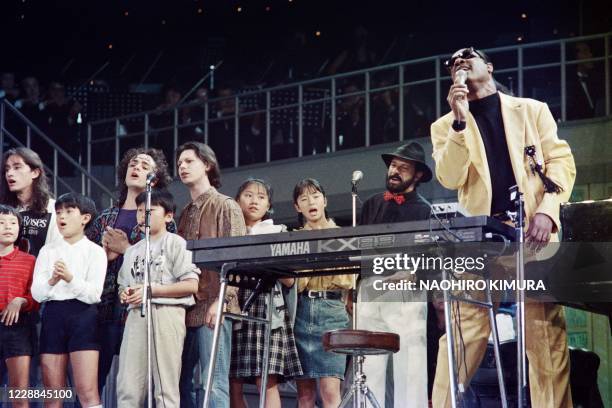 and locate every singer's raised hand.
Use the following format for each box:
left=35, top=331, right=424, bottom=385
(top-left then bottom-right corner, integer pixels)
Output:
left=447, top=83, right=469, bottom=122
